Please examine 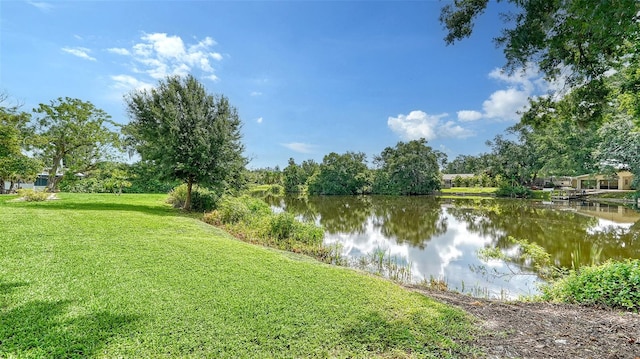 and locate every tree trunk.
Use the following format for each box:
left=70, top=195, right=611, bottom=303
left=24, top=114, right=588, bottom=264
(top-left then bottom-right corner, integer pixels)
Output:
left=184, top=177, right=193, bottom=211
left=48, top=156, right=63, bottom=192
